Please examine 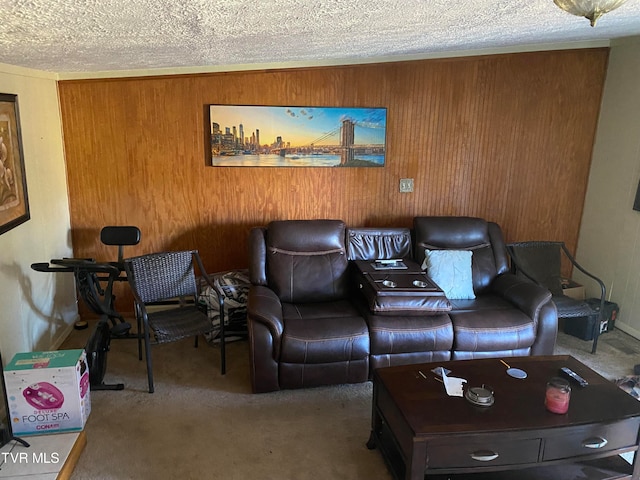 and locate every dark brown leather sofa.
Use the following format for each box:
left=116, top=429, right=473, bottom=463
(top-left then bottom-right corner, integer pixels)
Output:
left=247, top=217, right=558, bottom=393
